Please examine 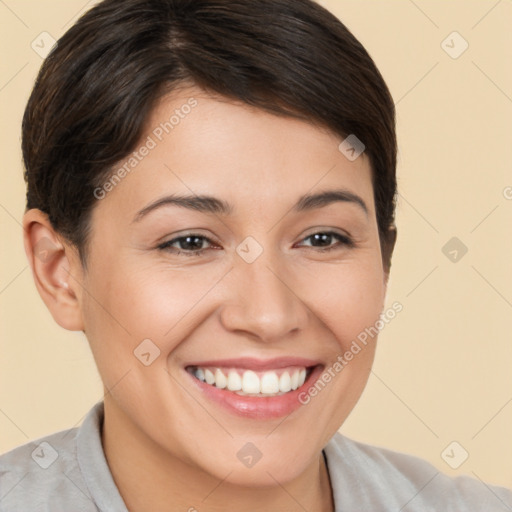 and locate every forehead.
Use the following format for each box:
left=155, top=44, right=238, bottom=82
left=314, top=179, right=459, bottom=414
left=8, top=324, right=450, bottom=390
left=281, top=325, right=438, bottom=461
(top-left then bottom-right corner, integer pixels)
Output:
left=93, top=85, right=375, bottom=224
